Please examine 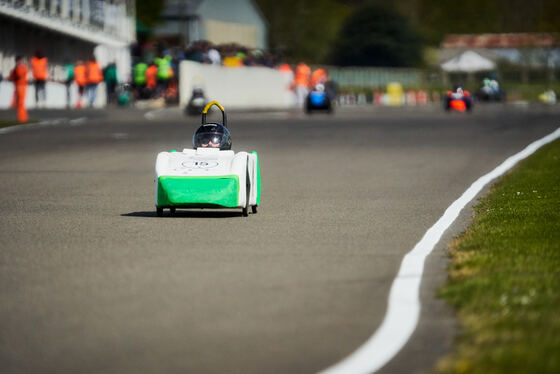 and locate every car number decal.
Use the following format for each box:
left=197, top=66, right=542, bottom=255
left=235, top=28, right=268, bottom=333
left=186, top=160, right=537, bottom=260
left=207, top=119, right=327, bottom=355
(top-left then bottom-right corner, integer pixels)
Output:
left=181, top=160, right=219, bottom=169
